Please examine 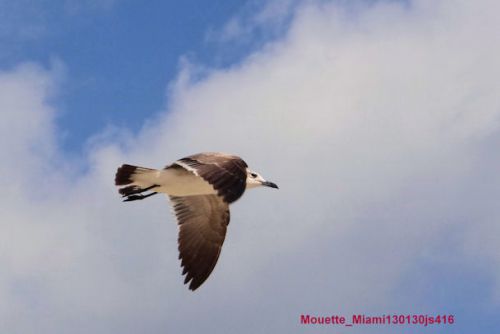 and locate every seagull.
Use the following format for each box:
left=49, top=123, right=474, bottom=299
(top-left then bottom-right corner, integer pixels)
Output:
left=114, top=152, right=278, bottom=291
